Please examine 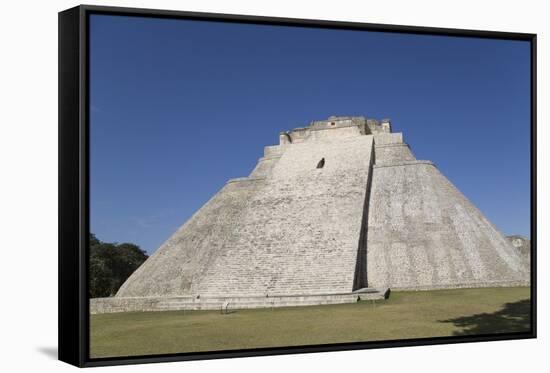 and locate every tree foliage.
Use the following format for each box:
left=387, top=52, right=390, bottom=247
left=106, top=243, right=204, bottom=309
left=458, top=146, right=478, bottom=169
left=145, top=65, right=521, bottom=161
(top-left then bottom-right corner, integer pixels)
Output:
left=89, top=234, right=148, bottom=298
